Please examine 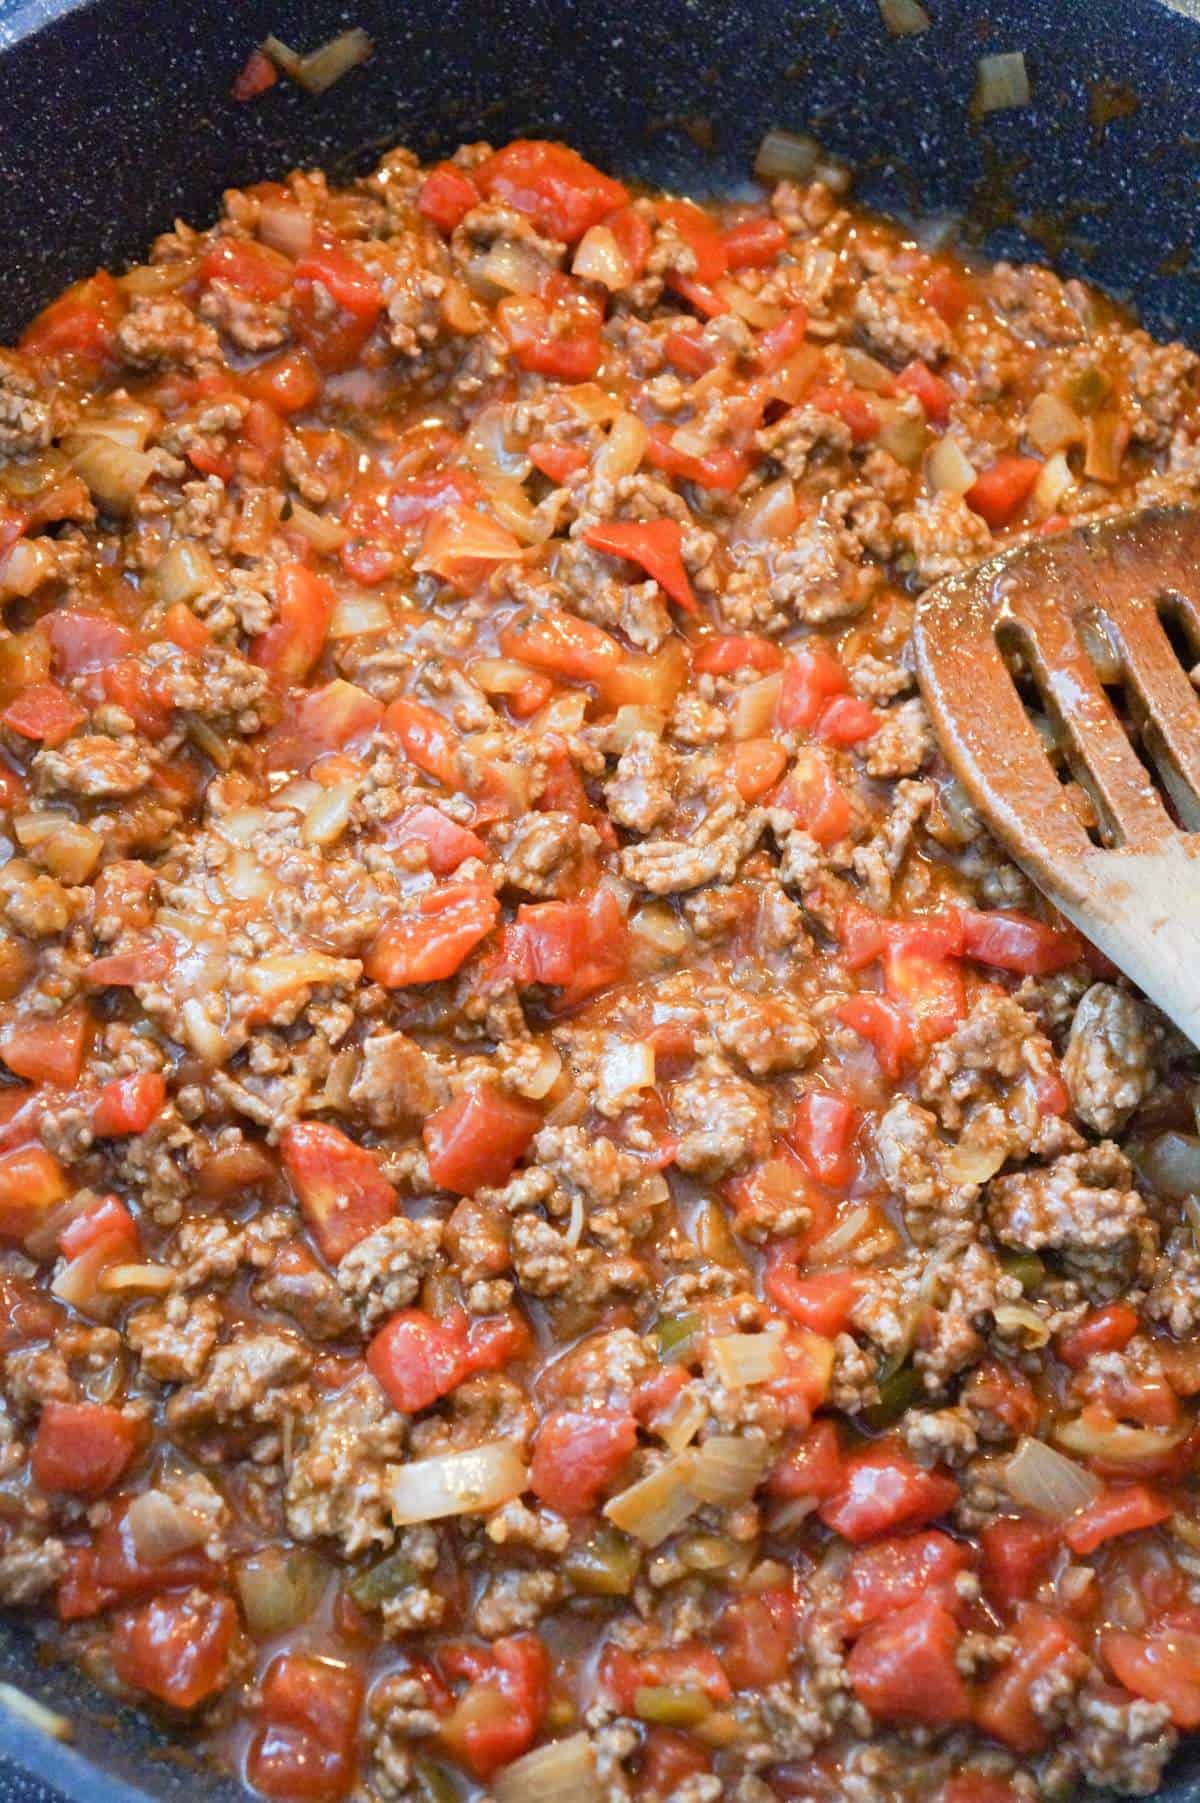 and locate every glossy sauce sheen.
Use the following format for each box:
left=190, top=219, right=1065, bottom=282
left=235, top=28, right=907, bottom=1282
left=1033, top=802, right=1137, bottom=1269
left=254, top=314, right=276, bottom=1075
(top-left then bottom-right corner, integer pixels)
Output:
left=1, top=136, right=1200, bottom=1803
